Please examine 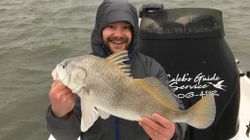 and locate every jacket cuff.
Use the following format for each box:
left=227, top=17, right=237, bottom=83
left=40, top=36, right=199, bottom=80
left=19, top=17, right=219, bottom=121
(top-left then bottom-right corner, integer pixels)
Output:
left=170, top=131, right=177, bottom=140
left=171, top=123, right=186, bottom=140
left=46, top=105, right=77, bottom=129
